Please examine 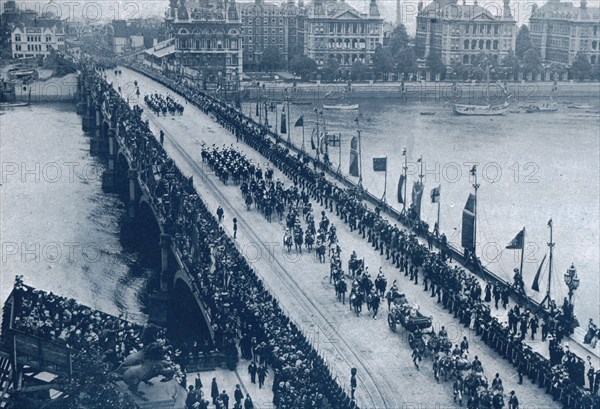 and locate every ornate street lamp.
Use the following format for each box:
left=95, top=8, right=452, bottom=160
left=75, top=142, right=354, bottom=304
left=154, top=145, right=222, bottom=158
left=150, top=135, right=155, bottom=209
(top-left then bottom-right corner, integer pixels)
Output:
left=563, top=263, right=580, bottom=304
